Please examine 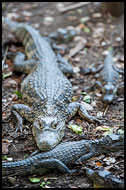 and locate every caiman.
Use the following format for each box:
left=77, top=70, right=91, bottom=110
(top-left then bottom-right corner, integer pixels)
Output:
left=3, top=18, right=100, bottom=150
left=85, top=167, right=124, bottom=188
left=2, top=134, right=124, bottom=177
left=82, top=50, right=124, bottom=104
